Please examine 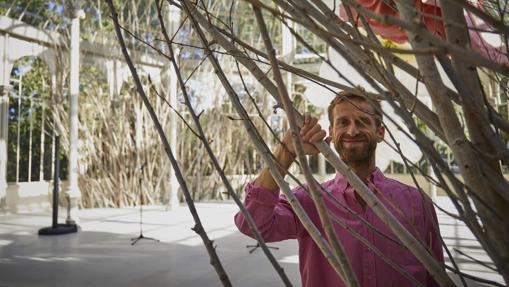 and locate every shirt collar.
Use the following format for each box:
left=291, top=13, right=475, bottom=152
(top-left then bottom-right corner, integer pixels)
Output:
left=333, top=167, right=384, bottom=192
